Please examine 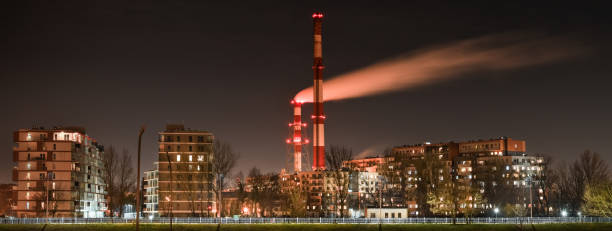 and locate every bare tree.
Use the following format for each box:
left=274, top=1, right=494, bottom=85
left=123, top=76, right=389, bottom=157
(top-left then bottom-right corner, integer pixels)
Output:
left=325, top=145, right=353, bottom=218
left=554, top=150, right=609, bottom=214
left=576, top=150, right=609, bottom=186
left=117, top=149, right=135, bottom=217
left=247, top=167, right=264, bottom=216
left=103, top=146, right=119, bottom=217
left=212, top=139, right=239, bottom=217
